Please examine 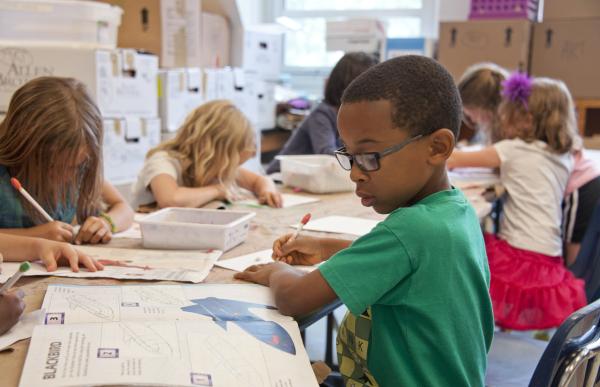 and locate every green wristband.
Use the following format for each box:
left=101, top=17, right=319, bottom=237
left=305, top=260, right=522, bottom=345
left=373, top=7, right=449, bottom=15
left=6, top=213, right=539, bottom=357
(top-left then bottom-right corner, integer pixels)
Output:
left=99, top=212, right=117, bottom=233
